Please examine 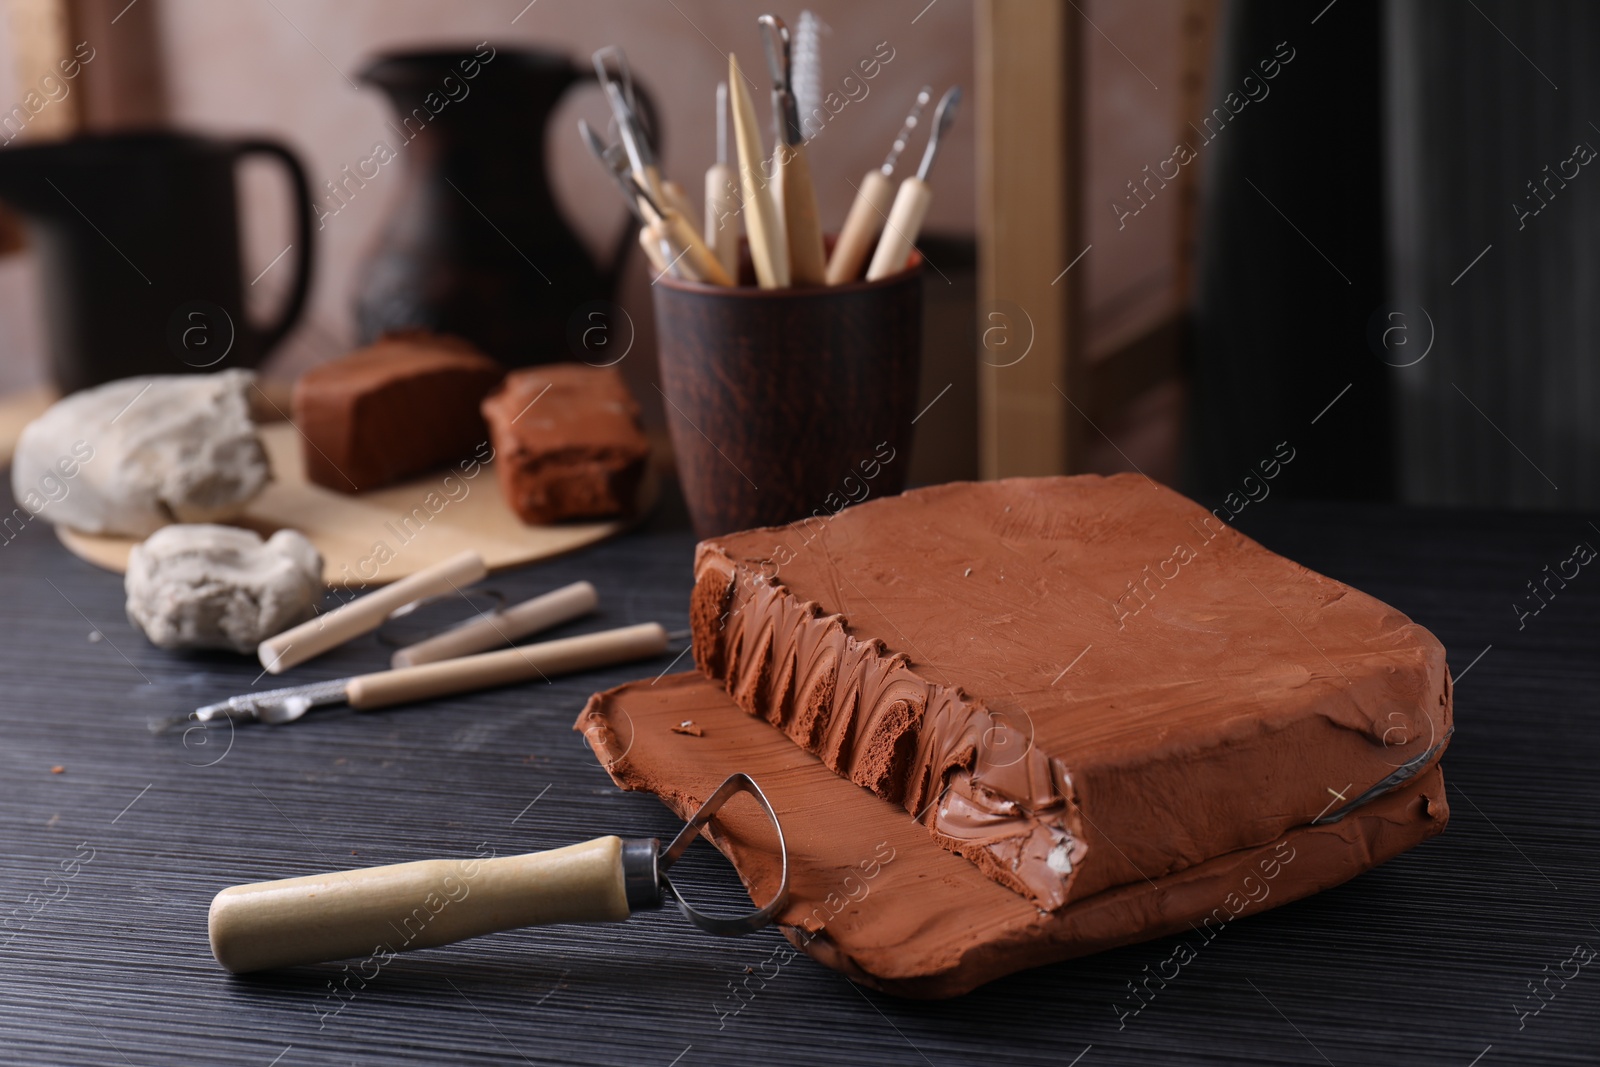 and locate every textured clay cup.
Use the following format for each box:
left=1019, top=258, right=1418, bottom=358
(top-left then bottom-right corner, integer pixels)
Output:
left=652, top=252, right=923, bottom=539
